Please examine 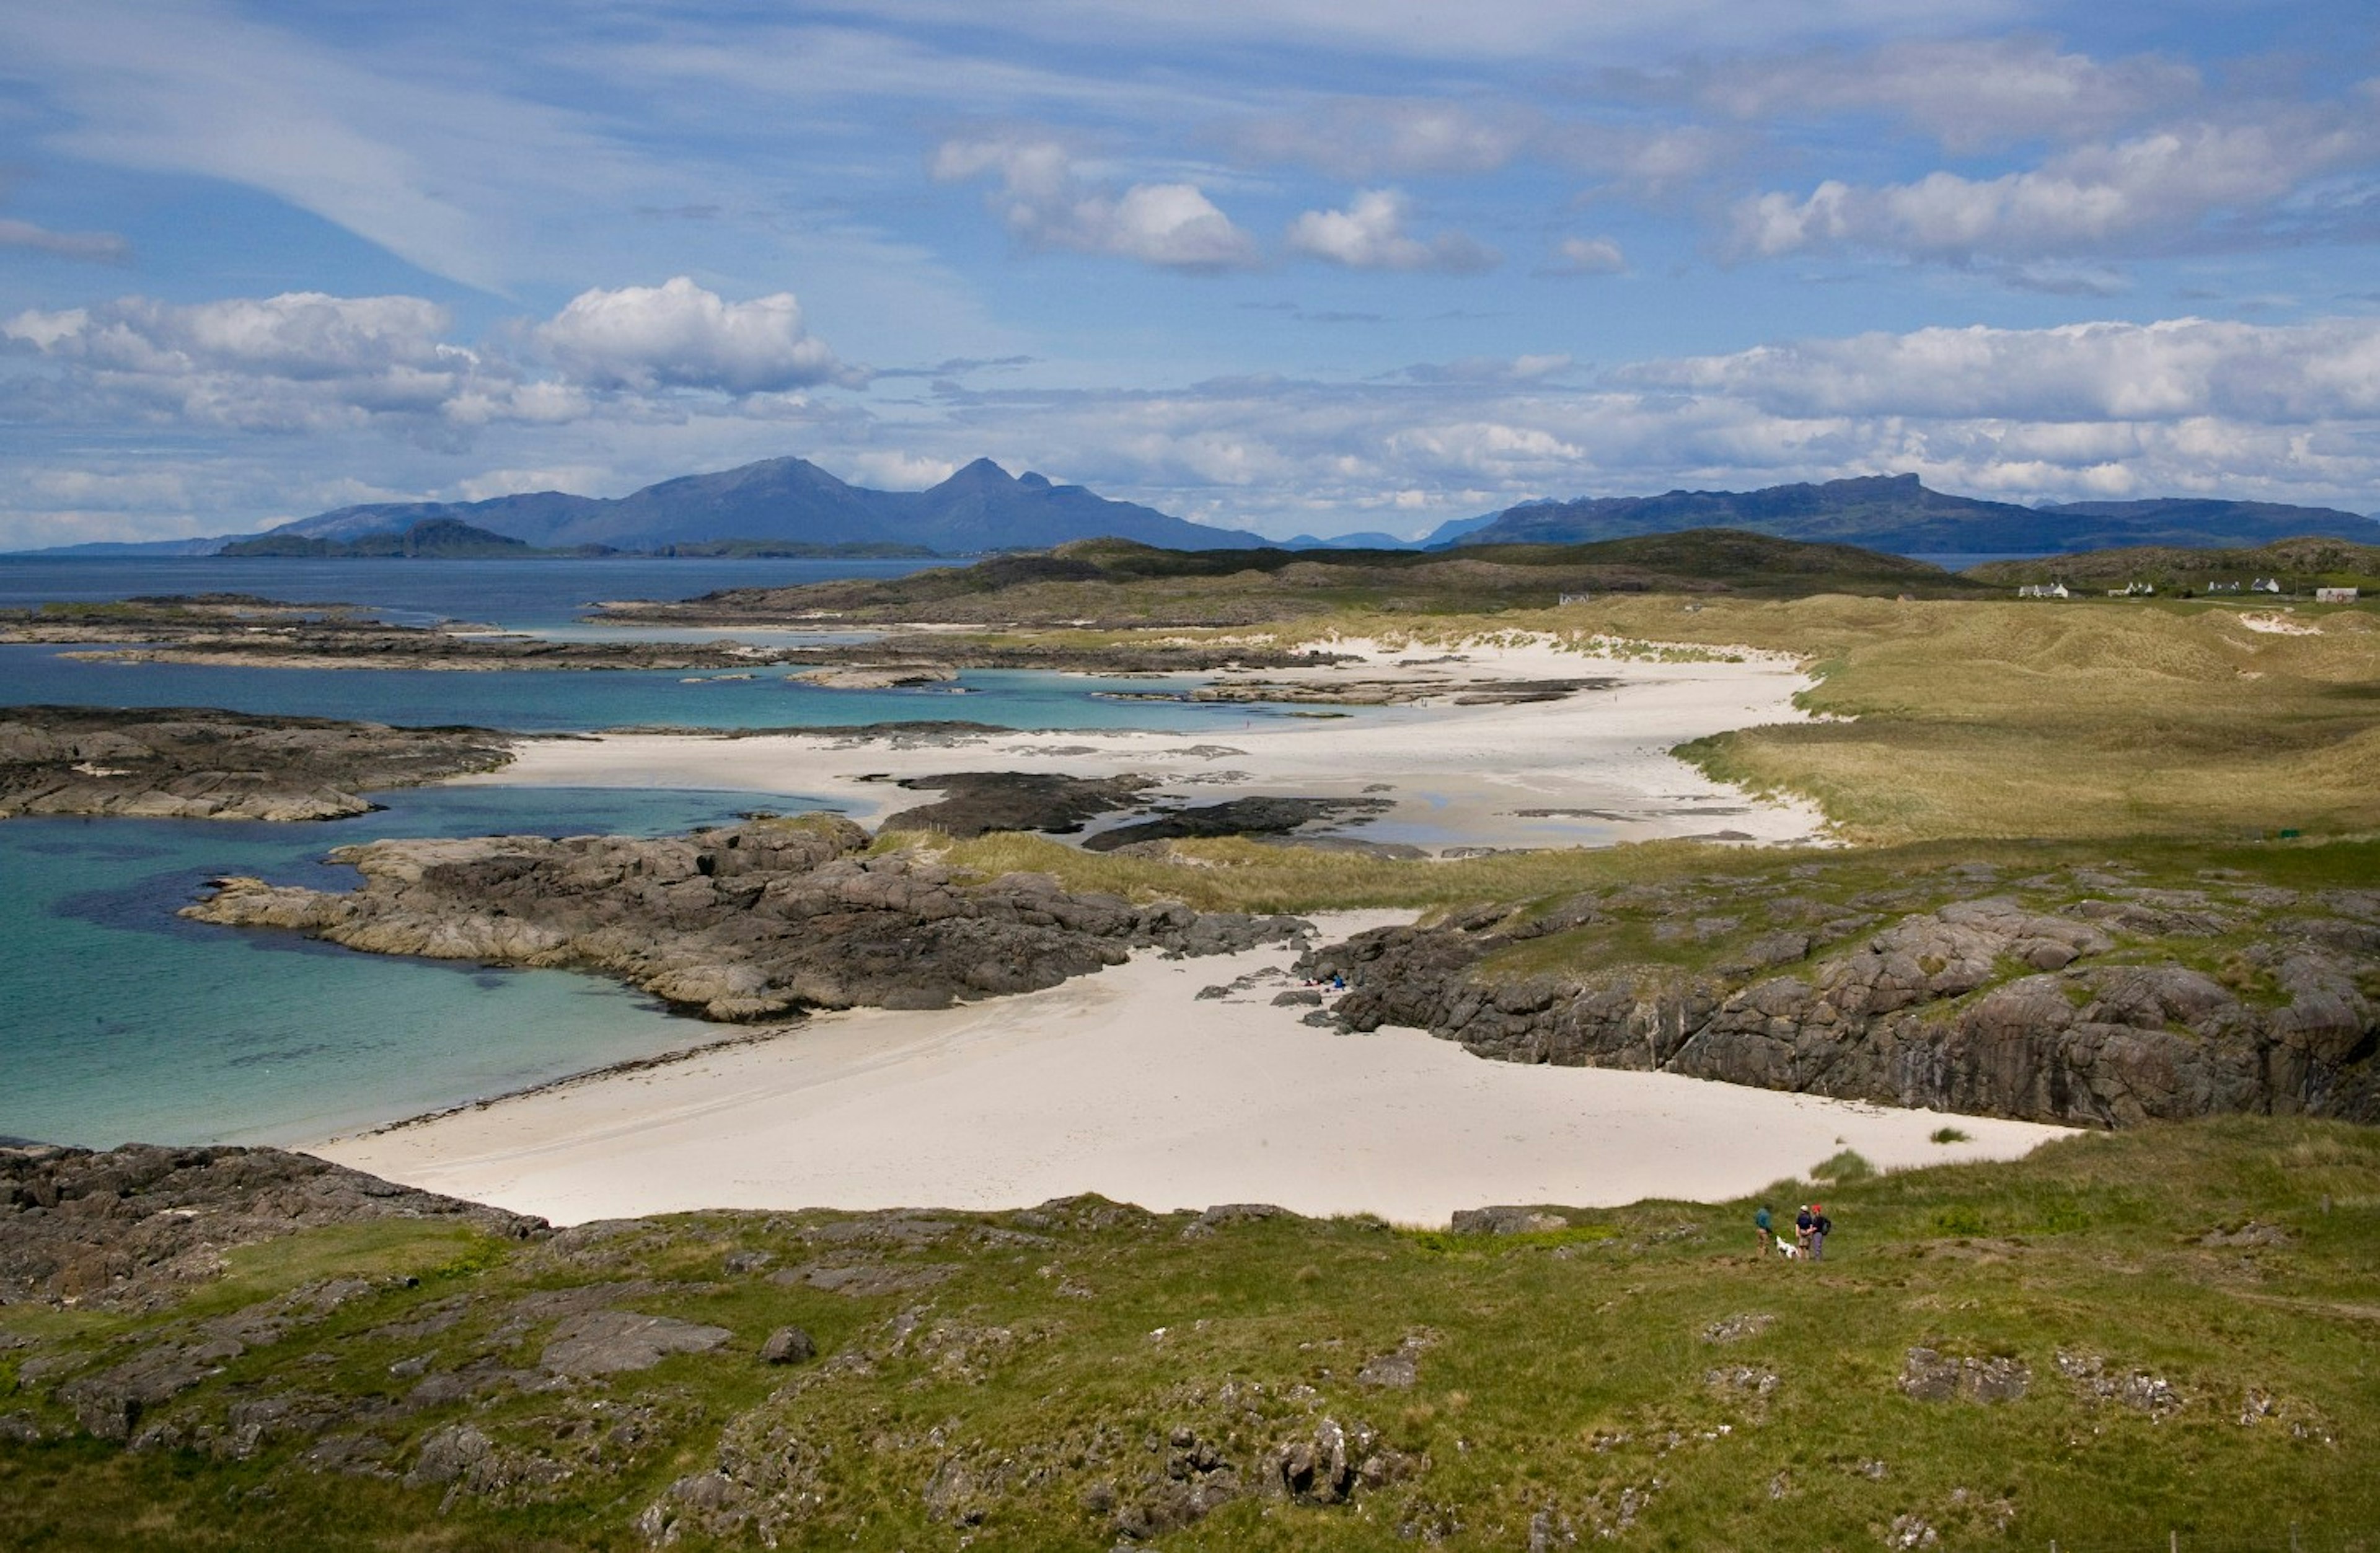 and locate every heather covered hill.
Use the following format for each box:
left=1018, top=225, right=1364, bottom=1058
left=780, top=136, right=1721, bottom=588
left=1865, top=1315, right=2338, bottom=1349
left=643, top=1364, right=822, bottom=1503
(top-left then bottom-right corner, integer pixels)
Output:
left=609, top=529, right=1993, bottom=627
left=1458, top=473, right=2379, bottom=553
left=2, top=1119, right=2374, bottom=1550
left=1965, top=536, right=2380, bottom=591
